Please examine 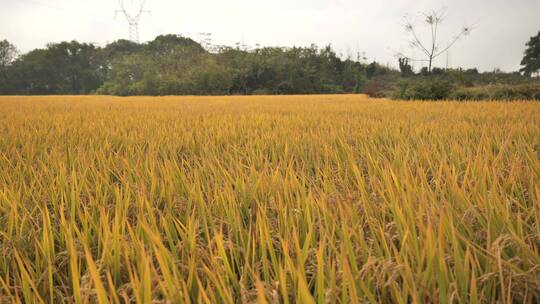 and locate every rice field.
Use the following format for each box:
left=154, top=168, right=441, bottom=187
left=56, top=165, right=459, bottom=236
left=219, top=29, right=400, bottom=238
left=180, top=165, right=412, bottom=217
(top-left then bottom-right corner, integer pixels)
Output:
left=0, top=95, right=539, bottom=303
